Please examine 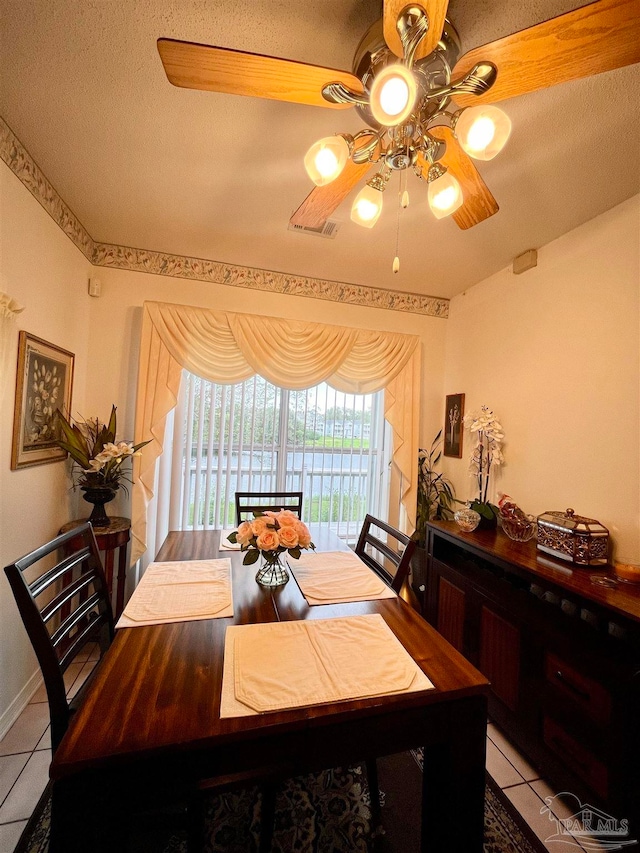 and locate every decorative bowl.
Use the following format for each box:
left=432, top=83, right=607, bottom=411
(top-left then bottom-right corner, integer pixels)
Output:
left=500, top=515, right=537, bottom=542
left=614, top=562, right=640, bottom=584
left=454, top=508, right=481, bottom=533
